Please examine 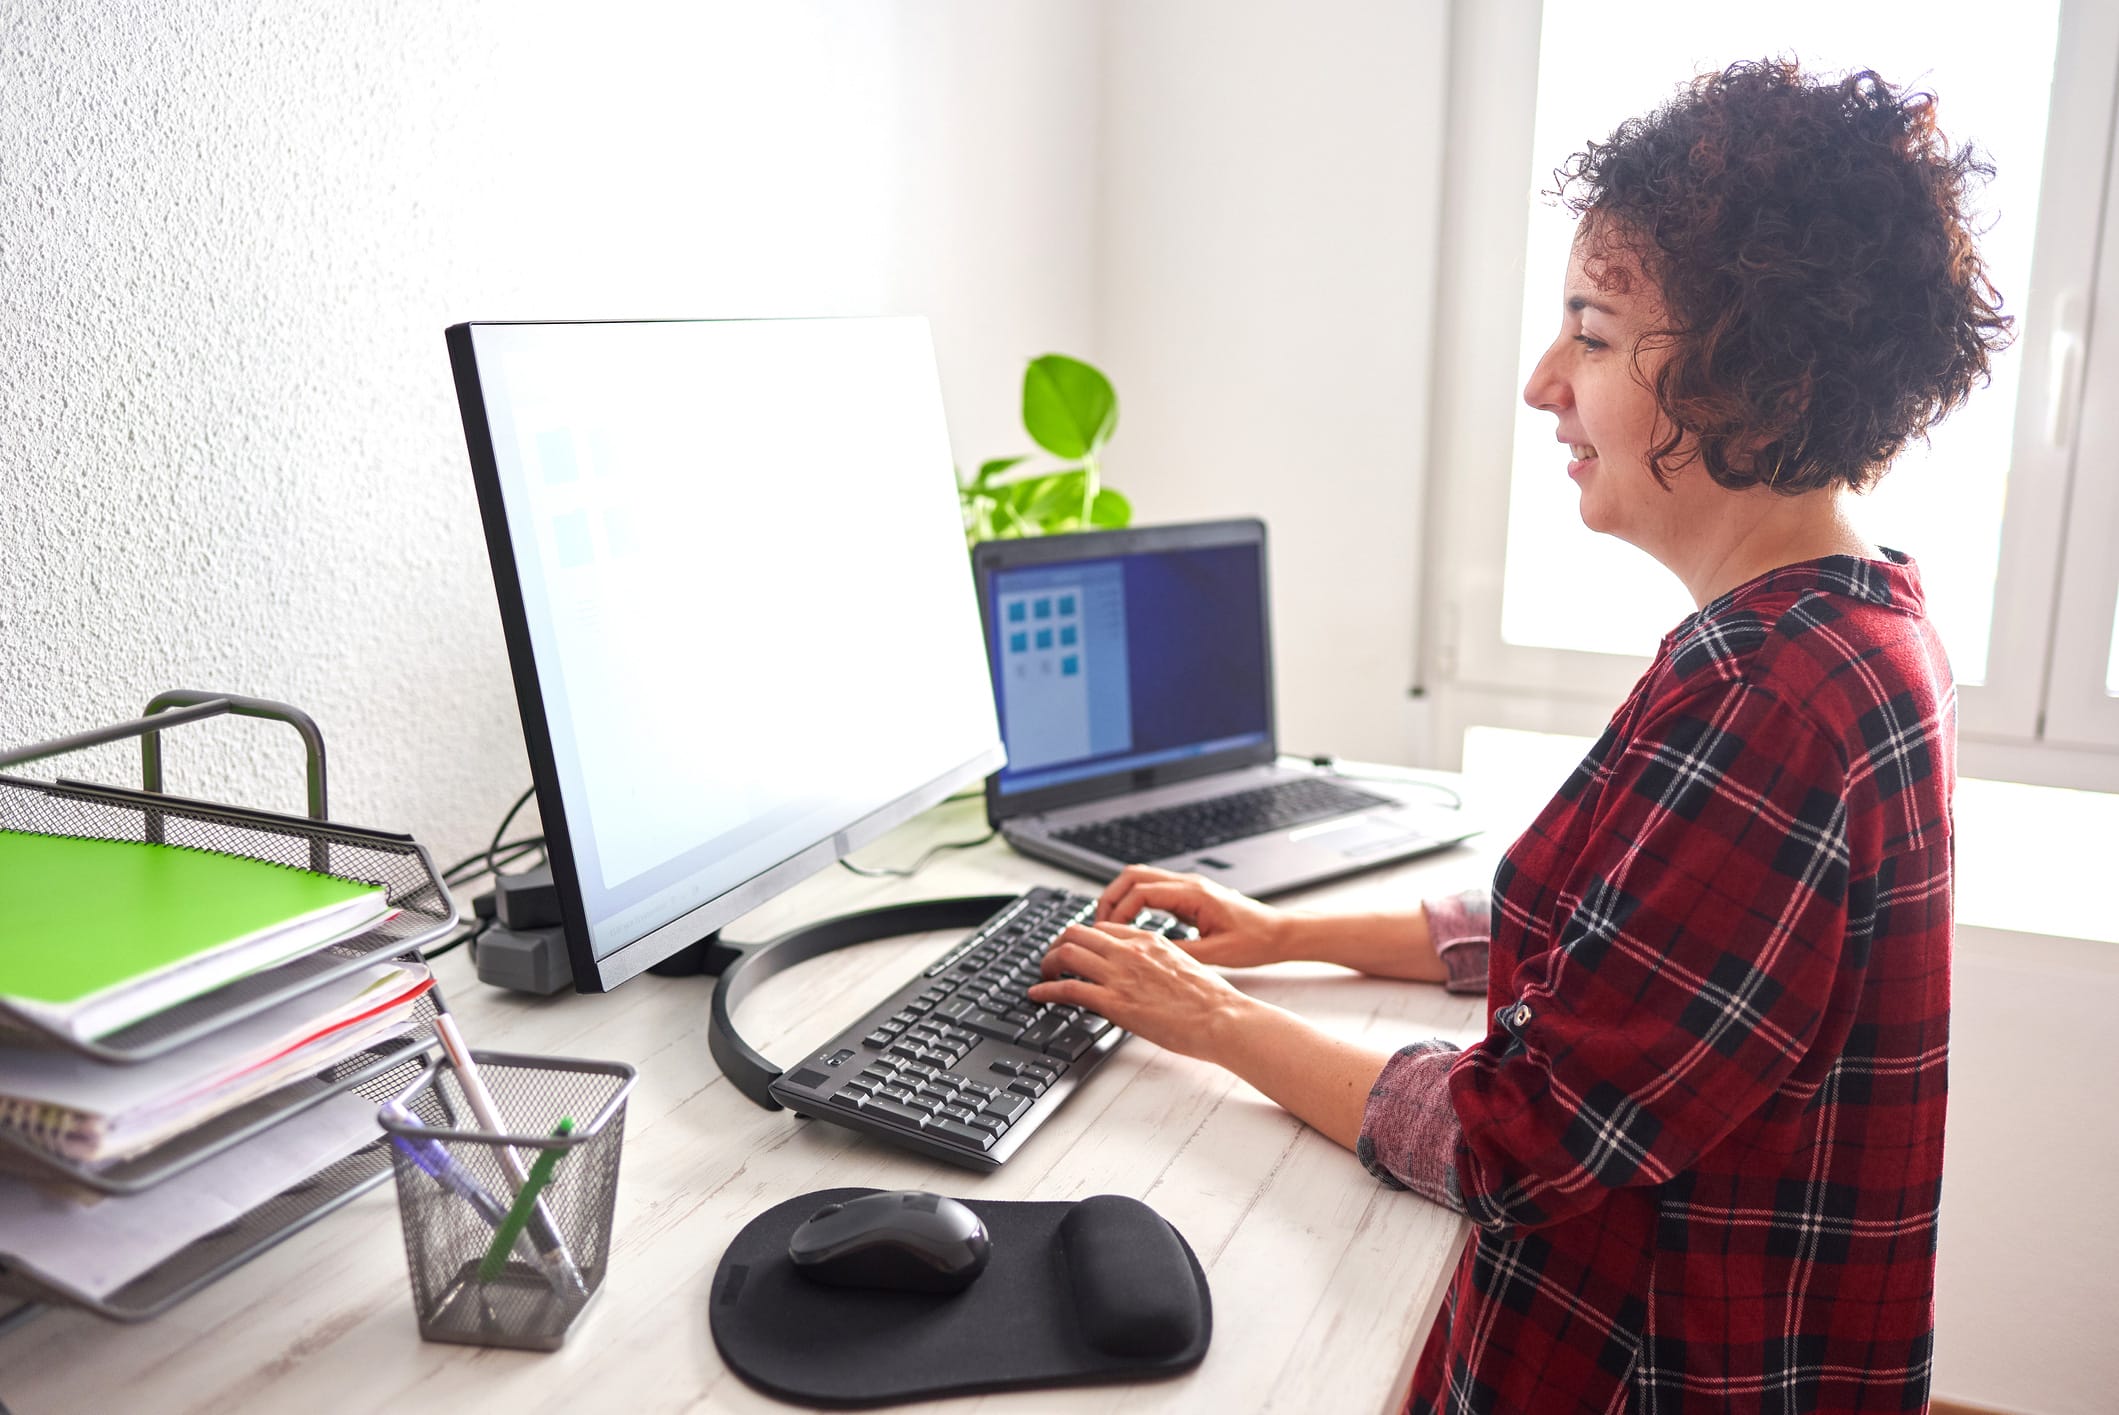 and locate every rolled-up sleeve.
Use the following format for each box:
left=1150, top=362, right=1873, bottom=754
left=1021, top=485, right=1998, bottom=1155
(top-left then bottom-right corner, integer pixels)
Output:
left=1357, top=1040, right=1467, bottom=1211
left=1422, top=888, right=1491, bottom=996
